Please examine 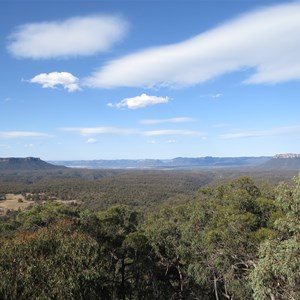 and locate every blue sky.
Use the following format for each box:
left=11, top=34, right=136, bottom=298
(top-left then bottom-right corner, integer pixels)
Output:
left=1, top=0, right=300, bottom=160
